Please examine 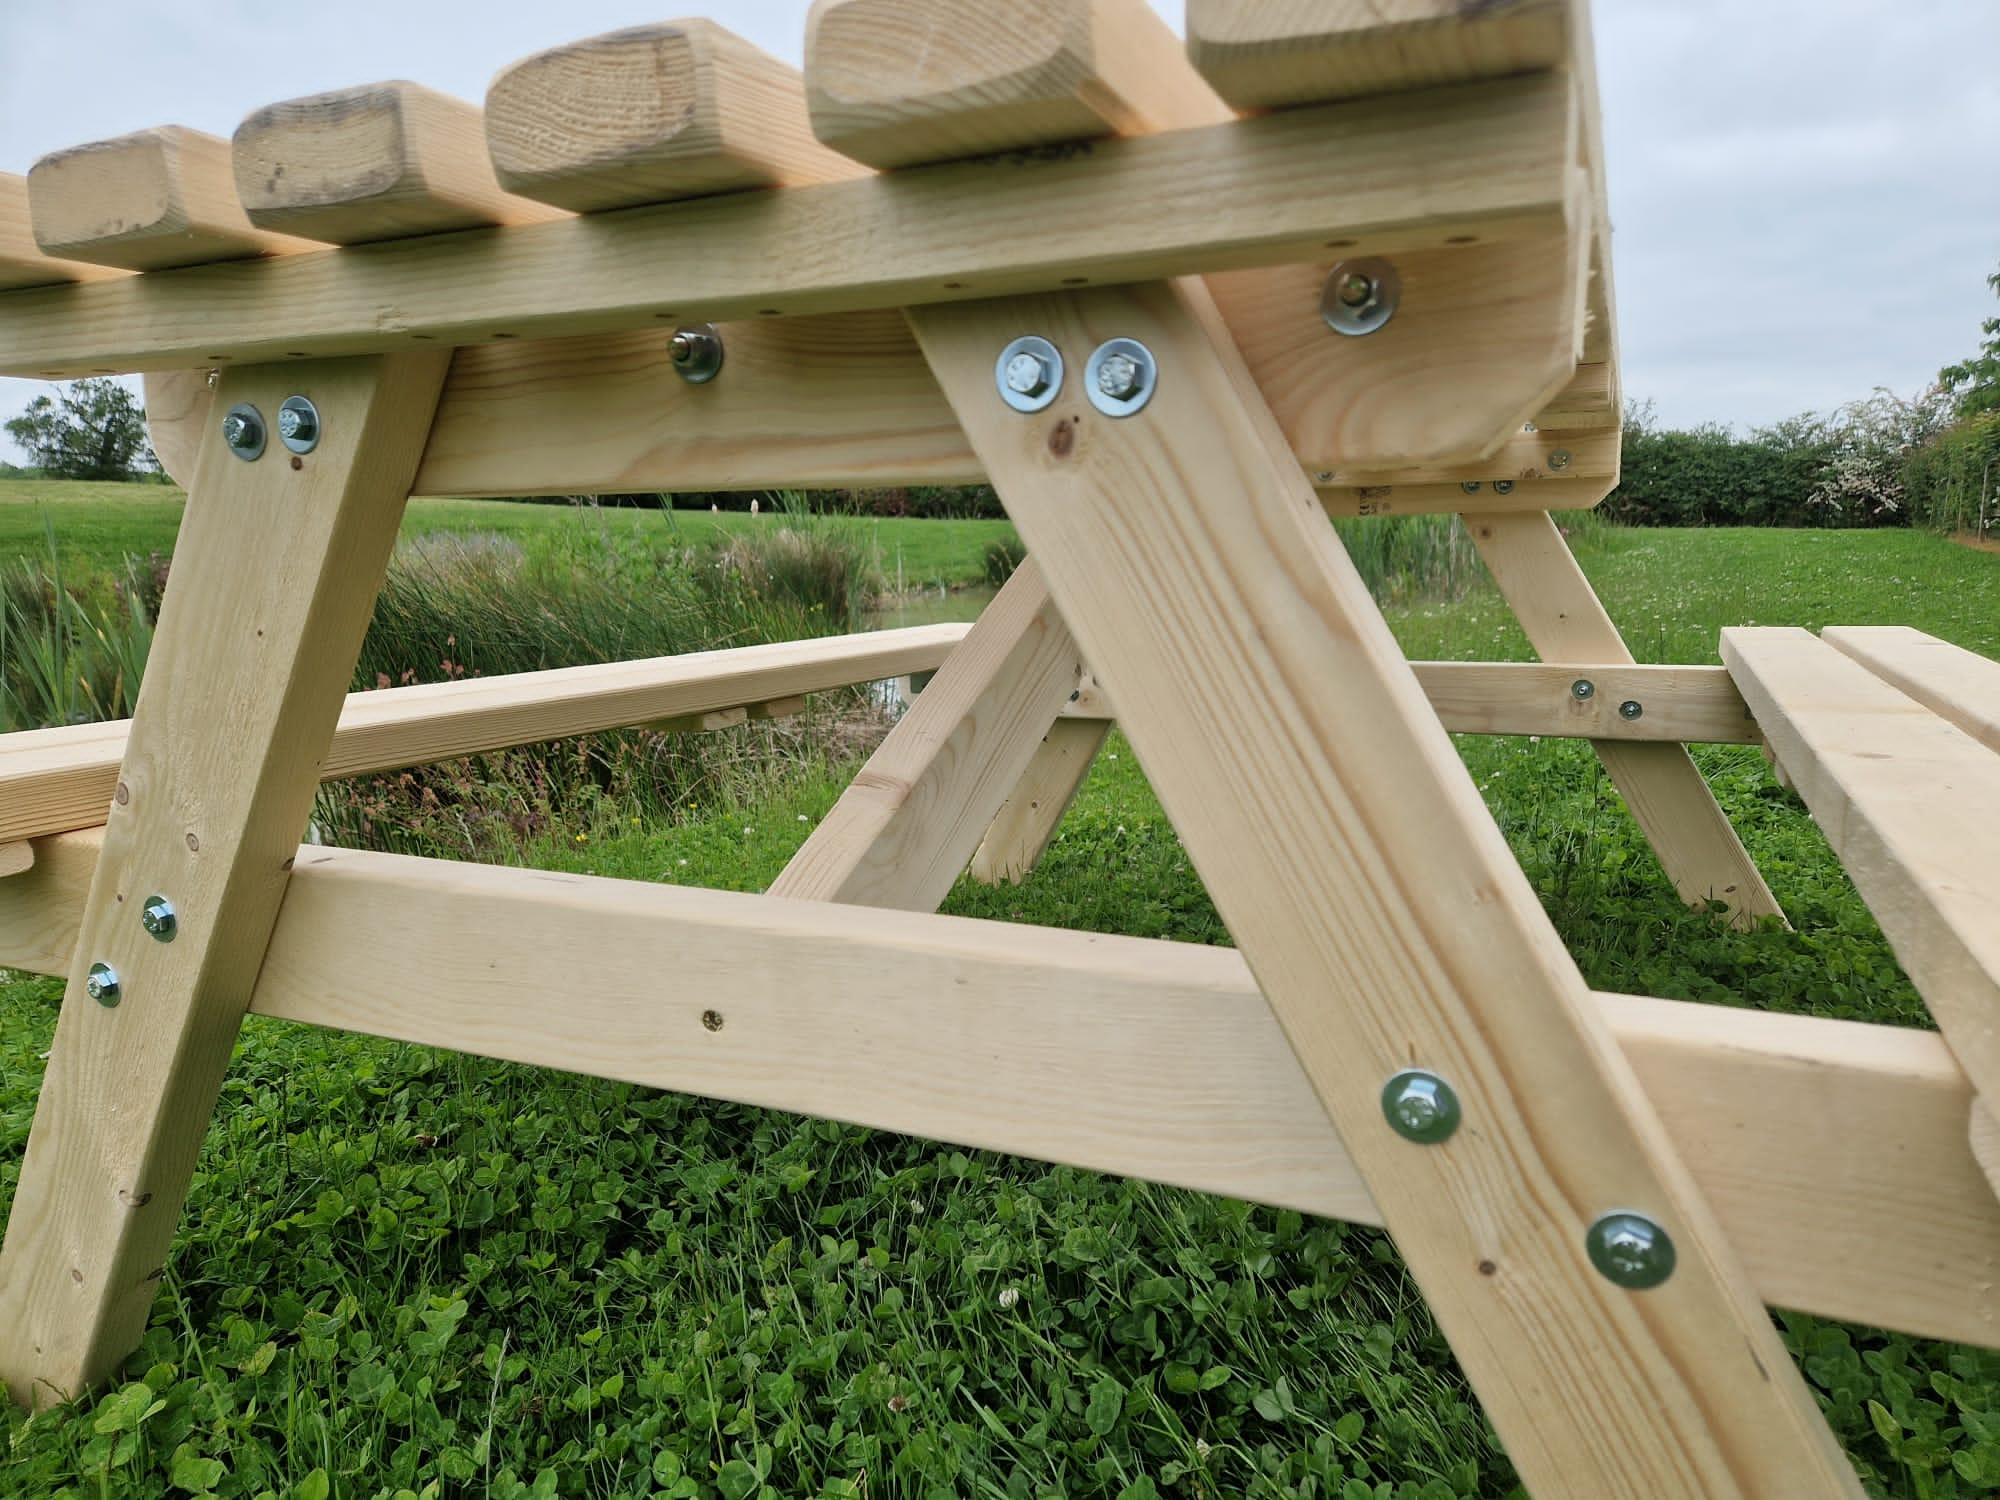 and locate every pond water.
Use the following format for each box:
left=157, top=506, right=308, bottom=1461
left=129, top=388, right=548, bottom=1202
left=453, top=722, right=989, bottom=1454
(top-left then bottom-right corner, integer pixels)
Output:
left=863, top=585, right=998, bottom=632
